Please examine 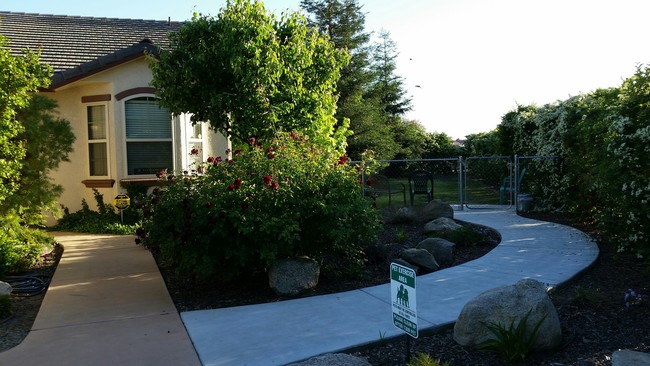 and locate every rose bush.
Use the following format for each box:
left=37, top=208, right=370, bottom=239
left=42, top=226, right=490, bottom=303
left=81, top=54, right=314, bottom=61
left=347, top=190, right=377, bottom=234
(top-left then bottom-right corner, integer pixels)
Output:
left=138, top=133, right=381, bottom=282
